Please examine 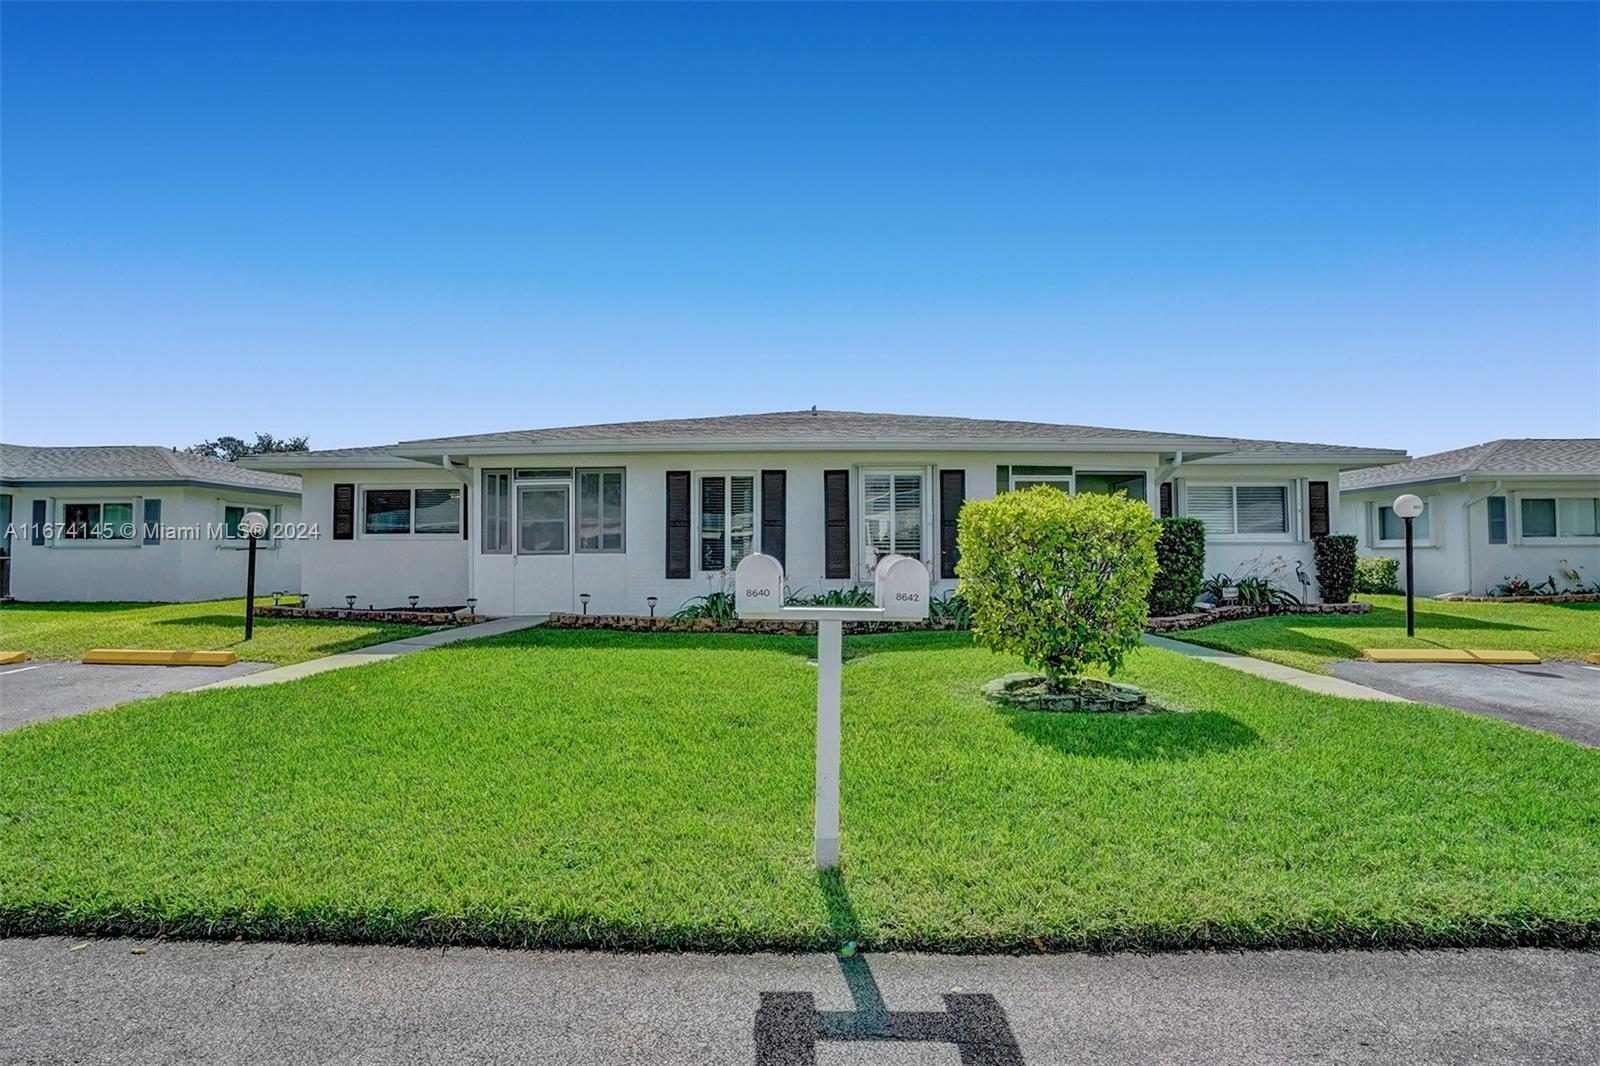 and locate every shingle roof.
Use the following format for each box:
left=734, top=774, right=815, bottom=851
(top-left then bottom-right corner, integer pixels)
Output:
left=0, top=444, right=301, bottom=494
left=339, top=409, right=1404, bottom=460
left=1340, top=439, right=1600, bottom=490
left=392, top=410, right=1238, bottom=448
